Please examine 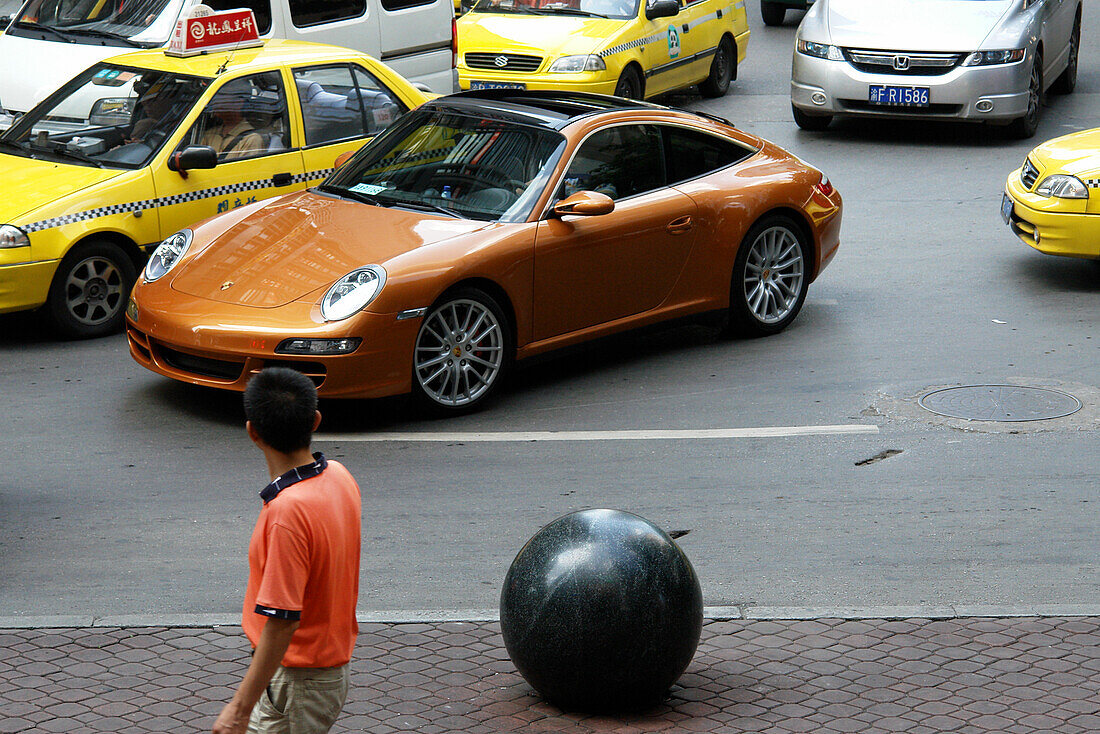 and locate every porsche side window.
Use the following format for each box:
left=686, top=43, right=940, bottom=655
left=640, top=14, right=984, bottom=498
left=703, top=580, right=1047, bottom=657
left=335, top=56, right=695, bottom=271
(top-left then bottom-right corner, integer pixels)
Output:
left=183, top=72, right=289, bottom=162
left=561, top=125, right=665, bottom=201
left=662, top=125, right=754, bottom=185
